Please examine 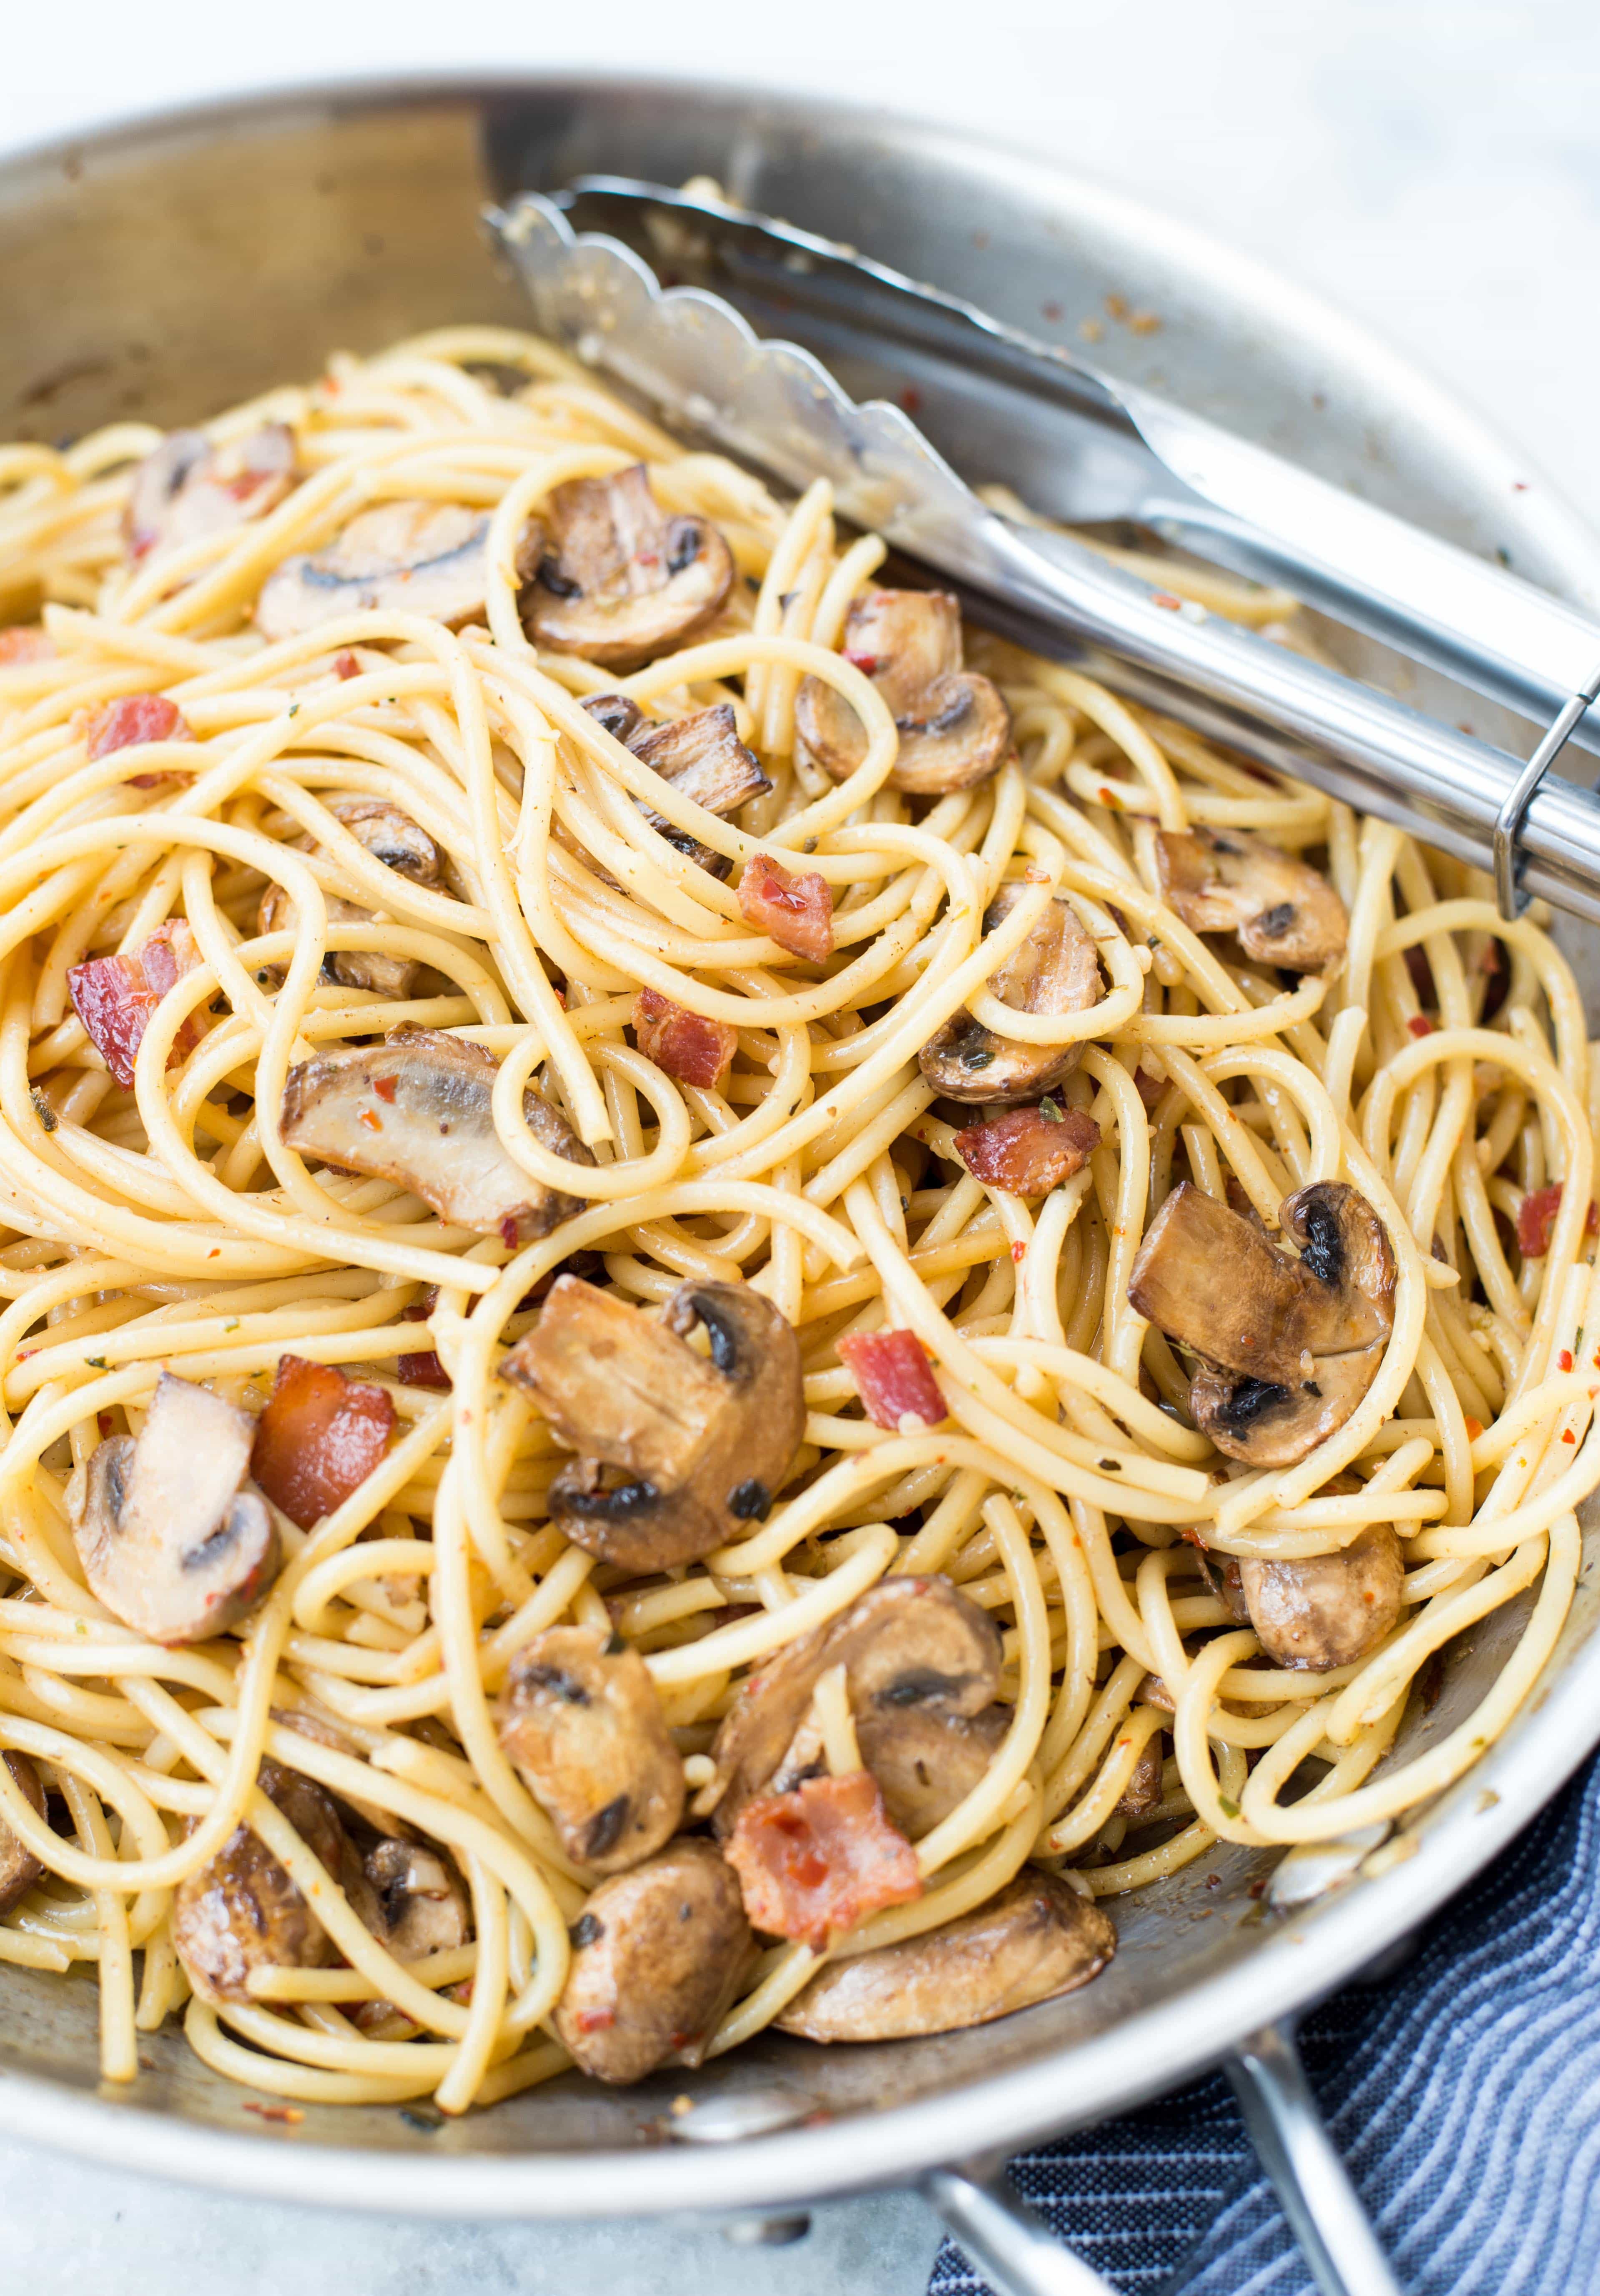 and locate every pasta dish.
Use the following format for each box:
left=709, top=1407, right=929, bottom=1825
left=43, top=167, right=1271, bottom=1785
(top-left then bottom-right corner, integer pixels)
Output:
left=0, top=323, right=1592, bottom=2111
